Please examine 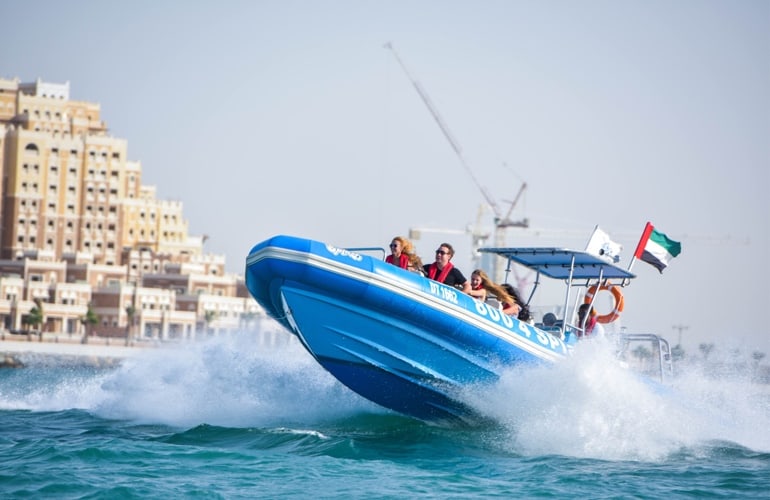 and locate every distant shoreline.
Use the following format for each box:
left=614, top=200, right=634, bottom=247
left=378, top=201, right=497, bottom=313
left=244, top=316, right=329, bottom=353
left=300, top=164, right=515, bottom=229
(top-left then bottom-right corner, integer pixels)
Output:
left=0, top=334, right=155, bottom=366
left=0, top=327, right=295, bottom=368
